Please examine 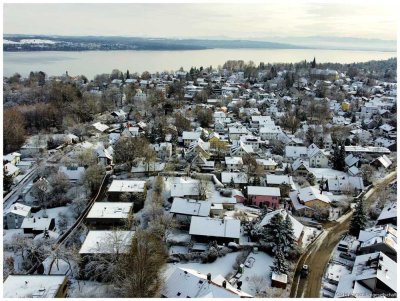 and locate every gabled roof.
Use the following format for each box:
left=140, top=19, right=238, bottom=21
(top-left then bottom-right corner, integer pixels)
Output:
left=4, top=163, right=19, bottom=176
left=285, top=146, right=308, bottom=158
left=162, top=267, right=252, bottom=298
left=345, top=154, right=360, bottom=167
left=182, top=131, right=201, bottom=140
left=21, top=217, right=53, bottom=231
left=358, top=225, right=397, bottom=251
left=224, top=156, right=243, bottom=165
left=374, top=155, right=392, bottom=168
left=92, top=122, right=109, bottom=132
left=327, top=176, right=364, bottom=191
left=297, top=186, right=331, bottom=204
